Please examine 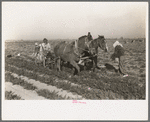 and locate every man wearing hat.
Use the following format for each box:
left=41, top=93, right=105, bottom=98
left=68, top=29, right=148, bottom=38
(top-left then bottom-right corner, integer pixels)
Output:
left=87, top=32, right=93, bottom=40
left=111, top=41, right=128, bottom=77
left=78, top=32, right=93, bottom=65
